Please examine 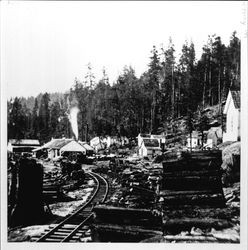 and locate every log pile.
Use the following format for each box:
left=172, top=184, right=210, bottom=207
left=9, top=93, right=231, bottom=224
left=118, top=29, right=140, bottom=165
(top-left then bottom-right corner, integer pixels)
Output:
left=161, top=150, right=225, bottom=208
left=91, top=151, right=239, bottom=242
left=98, top=158, right=163, bottom=209
left=91, top=205, right=162, bottom=242
left=160, top=150, right=230, bottom=235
